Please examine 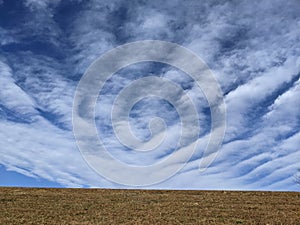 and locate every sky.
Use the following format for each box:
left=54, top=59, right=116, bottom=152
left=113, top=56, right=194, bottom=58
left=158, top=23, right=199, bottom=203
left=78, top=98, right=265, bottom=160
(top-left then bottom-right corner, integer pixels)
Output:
left=0, top=0, right=299, bottom=191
